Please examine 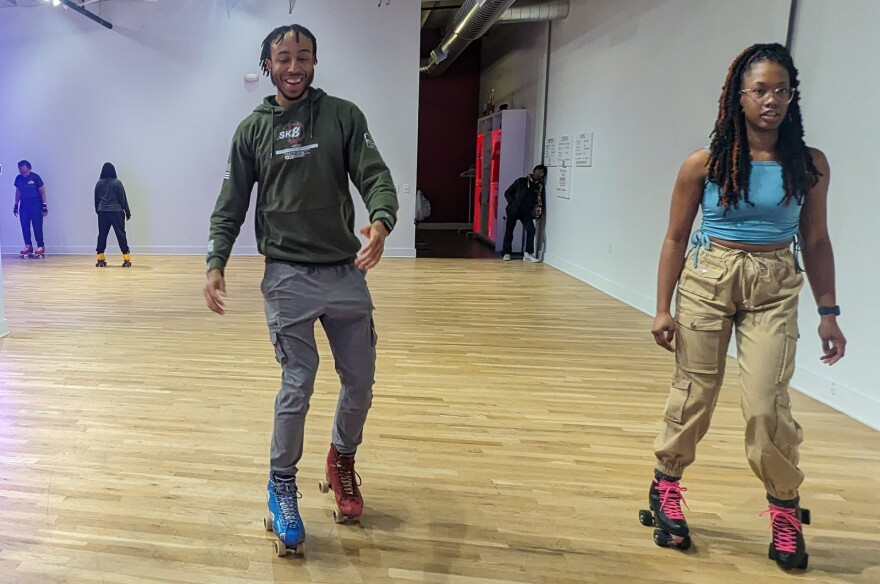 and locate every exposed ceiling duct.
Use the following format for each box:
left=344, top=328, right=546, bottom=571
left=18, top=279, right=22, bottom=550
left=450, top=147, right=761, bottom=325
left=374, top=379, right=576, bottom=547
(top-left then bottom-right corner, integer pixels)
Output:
left=497, top=0, right=569, bottom=24
left=421, top=0, right=518, bottom=77
left=420, top=0, right=569, bottom=76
